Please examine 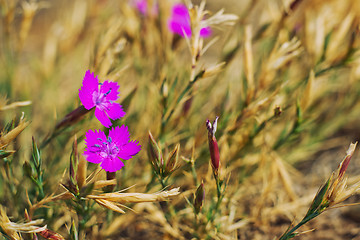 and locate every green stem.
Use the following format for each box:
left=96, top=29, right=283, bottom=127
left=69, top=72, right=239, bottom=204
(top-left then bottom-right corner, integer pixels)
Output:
left=209, top=174, right=224, bottom=223
left=191, top=161, right=199, bottom=186
left=279, top=212, right=320, bottom=240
